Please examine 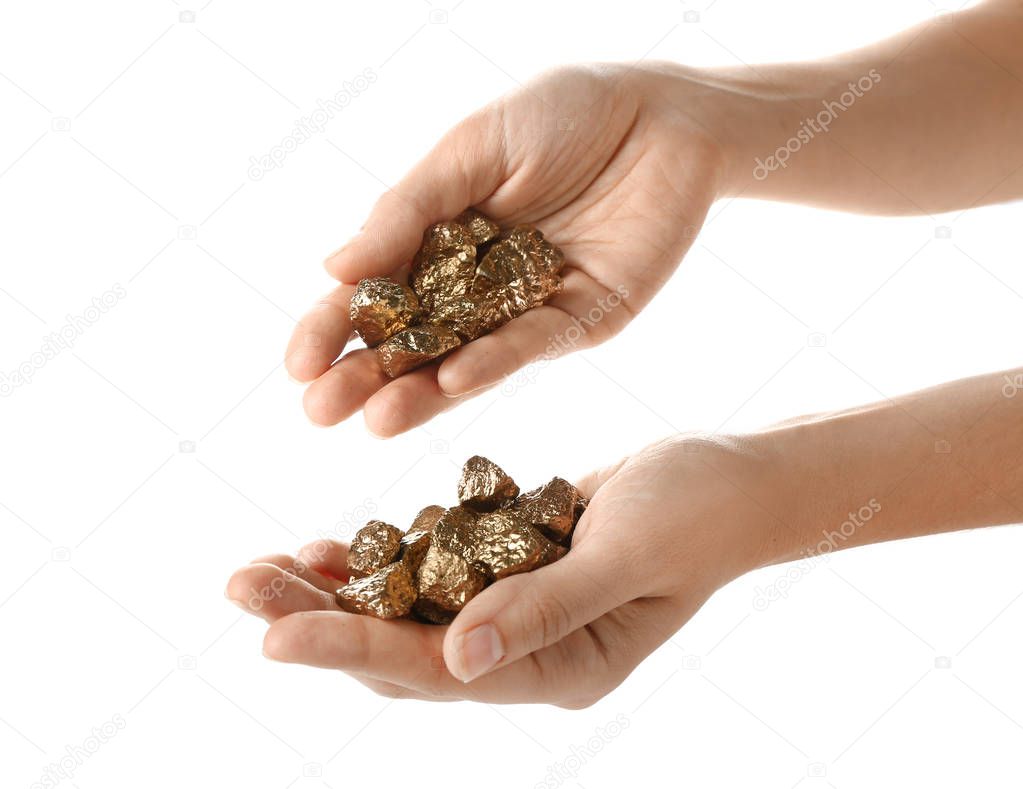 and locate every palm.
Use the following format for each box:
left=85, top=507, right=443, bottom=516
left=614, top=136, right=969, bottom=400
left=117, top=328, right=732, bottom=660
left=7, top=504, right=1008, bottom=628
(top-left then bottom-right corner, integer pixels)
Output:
left=286, top=65, right=724, bottom=435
